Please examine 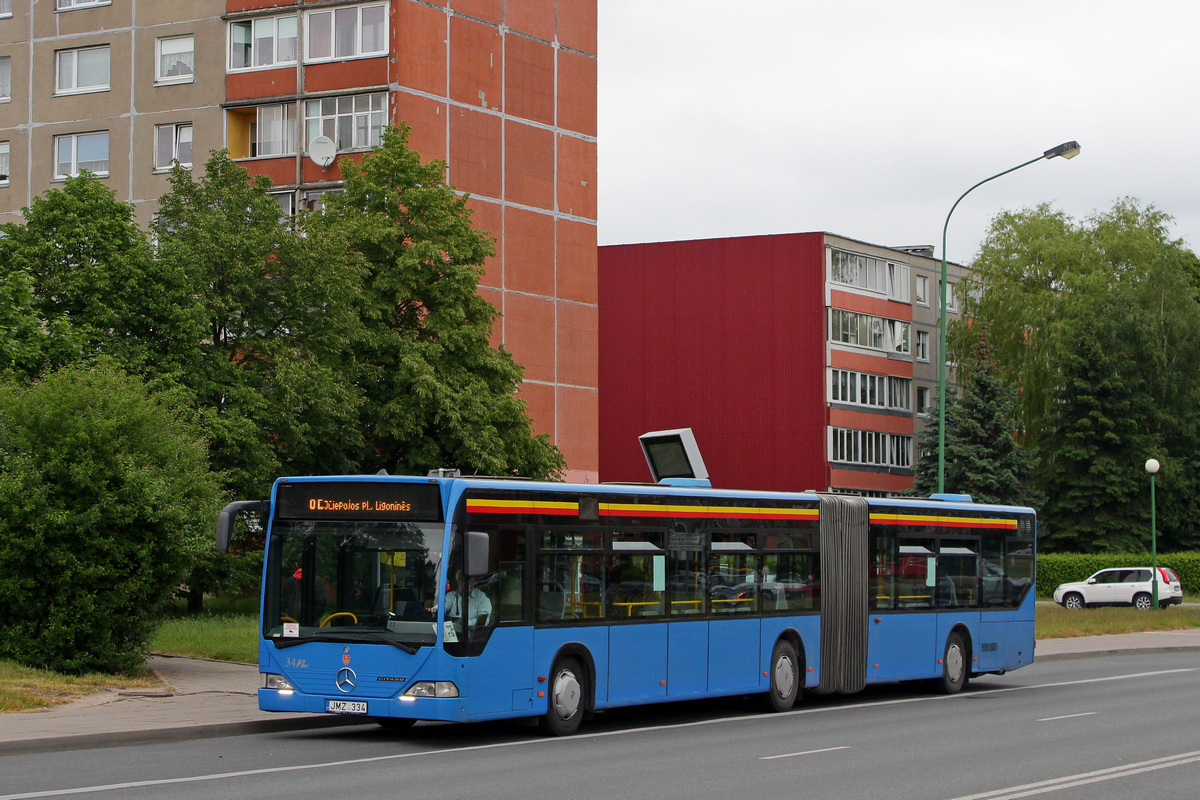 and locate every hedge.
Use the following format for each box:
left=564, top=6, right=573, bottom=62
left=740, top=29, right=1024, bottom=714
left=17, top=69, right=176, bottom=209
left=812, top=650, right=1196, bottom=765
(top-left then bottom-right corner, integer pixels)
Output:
left=1035, top=552, right=1200, bottom=597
